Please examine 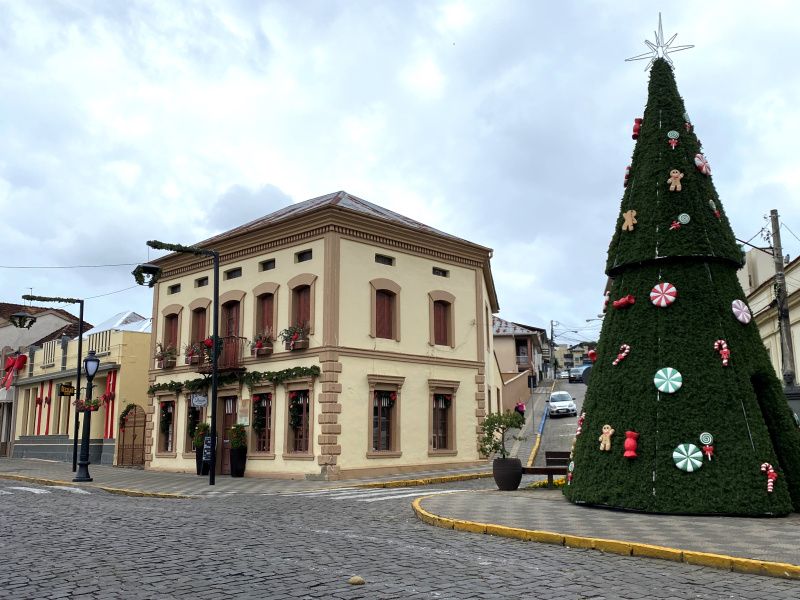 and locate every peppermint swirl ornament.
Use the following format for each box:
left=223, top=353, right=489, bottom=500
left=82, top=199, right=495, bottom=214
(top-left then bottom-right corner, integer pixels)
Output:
left=650, top=282, right=677, bottom=308
left=654, top=367, right=682, bottom=393
left=731, top=299, right=752, bottom=324
left=699, top=432, right=714, bottom=445
left=673, top=443, right=704, bottom=472
left=695, top=153, right=711, bottom=175
left=667, top=130, right=680, bottom=139
left=678, top=213, right=690, bottom=224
